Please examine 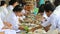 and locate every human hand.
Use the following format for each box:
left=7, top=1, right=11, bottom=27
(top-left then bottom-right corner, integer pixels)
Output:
left=18, top=26, right=24, bottom=30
